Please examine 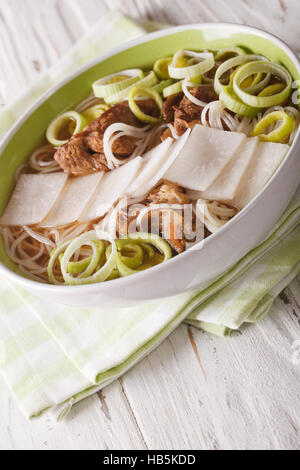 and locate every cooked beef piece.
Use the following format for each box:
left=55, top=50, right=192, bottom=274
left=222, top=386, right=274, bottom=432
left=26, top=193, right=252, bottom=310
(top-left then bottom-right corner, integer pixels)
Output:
left=54, top=99, right=159, bottom=175
left=146, top=180, right=189, bottom=205
left=160, top=209, right=186, bottom=254
left=86, top=100, right=159, bottom=133
left=162, top=92, right=184, bottom=123
left=173, top=85, right=218, bottom=135
left=116, top=205, right=142, bottom=238
left=146, top=181, right=190, bottom=253
left=84, top=130, right=138, bottom=157
left=54, top=133, right=110, bottom=174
